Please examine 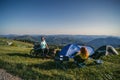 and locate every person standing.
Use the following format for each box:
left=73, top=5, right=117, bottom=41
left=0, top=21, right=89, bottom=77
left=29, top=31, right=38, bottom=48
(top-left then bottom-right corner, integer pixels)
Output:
left=40, top=36, right=49, bottom=59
